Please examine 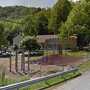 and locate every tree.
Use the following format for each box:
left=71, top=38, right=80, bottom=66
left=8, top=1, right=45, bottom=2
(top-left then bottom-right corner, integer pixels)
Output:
left=23, top=15, right=38, bottom=36
left=0, top=6, right=42, bottom=20
left=0, top=23, right=7, bottom=48
left=35, top=12, right=48, bottom=35
left=48, top=0, right=71, bottom=34
left=60, top=0, right=90, bottom=48
left=21, top=36, right=41, bottom=72
left=7, top=25, right=21, bottom=45
left=7, top=24, right=22, bottom=72
left=21, top=36, right=40, bottom=51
